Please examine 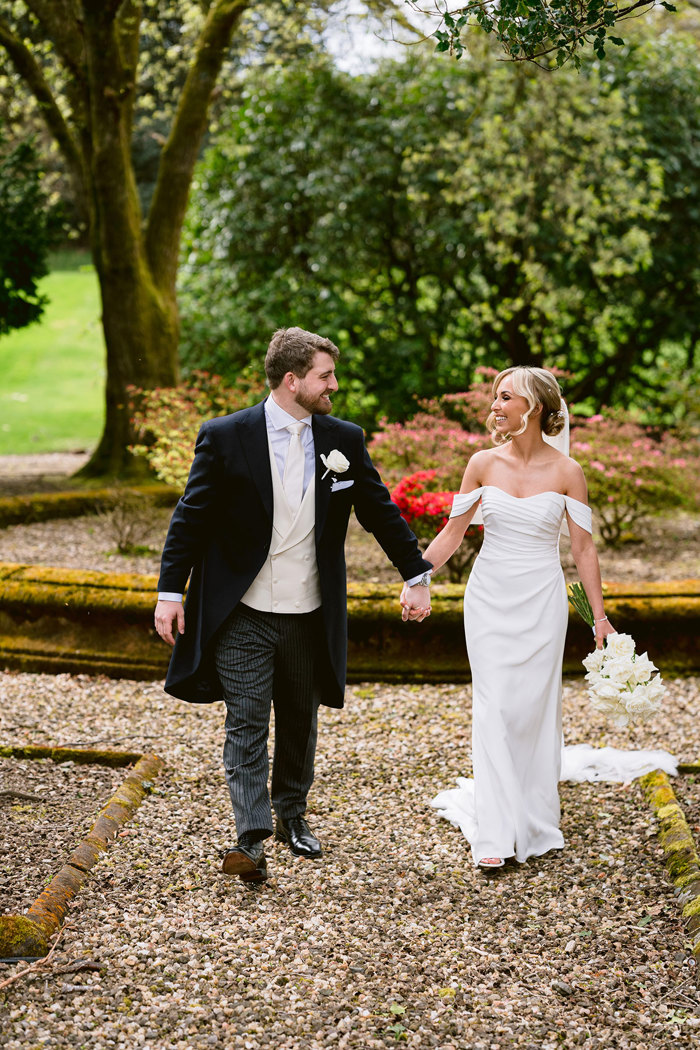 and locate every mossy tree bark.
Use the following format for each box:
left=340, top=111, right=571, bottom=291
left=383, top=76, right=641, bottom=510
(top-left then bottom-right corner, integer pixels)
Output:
left=0, top=0, right=250, bottom=476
